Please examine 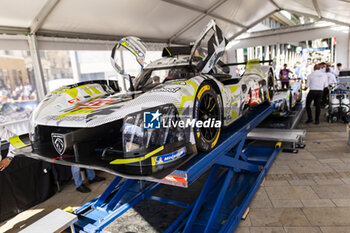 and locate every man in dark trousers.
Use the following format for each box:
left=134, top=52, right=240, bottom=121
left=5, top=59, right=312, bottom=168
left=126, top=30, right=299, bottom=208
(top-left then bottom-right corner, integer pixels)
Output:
left=305, top=64, right=328, bottom=124
left=279, top=64, right=292, bottom=89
